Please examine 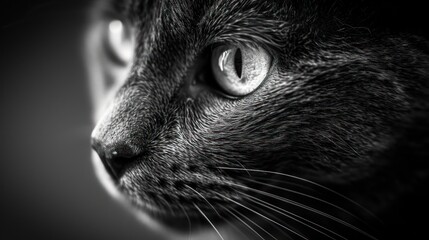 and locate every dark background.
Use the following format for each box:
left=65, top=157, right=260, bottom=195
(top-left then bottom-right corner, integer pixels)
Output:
left=0, top=1, right=427, bottom=240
